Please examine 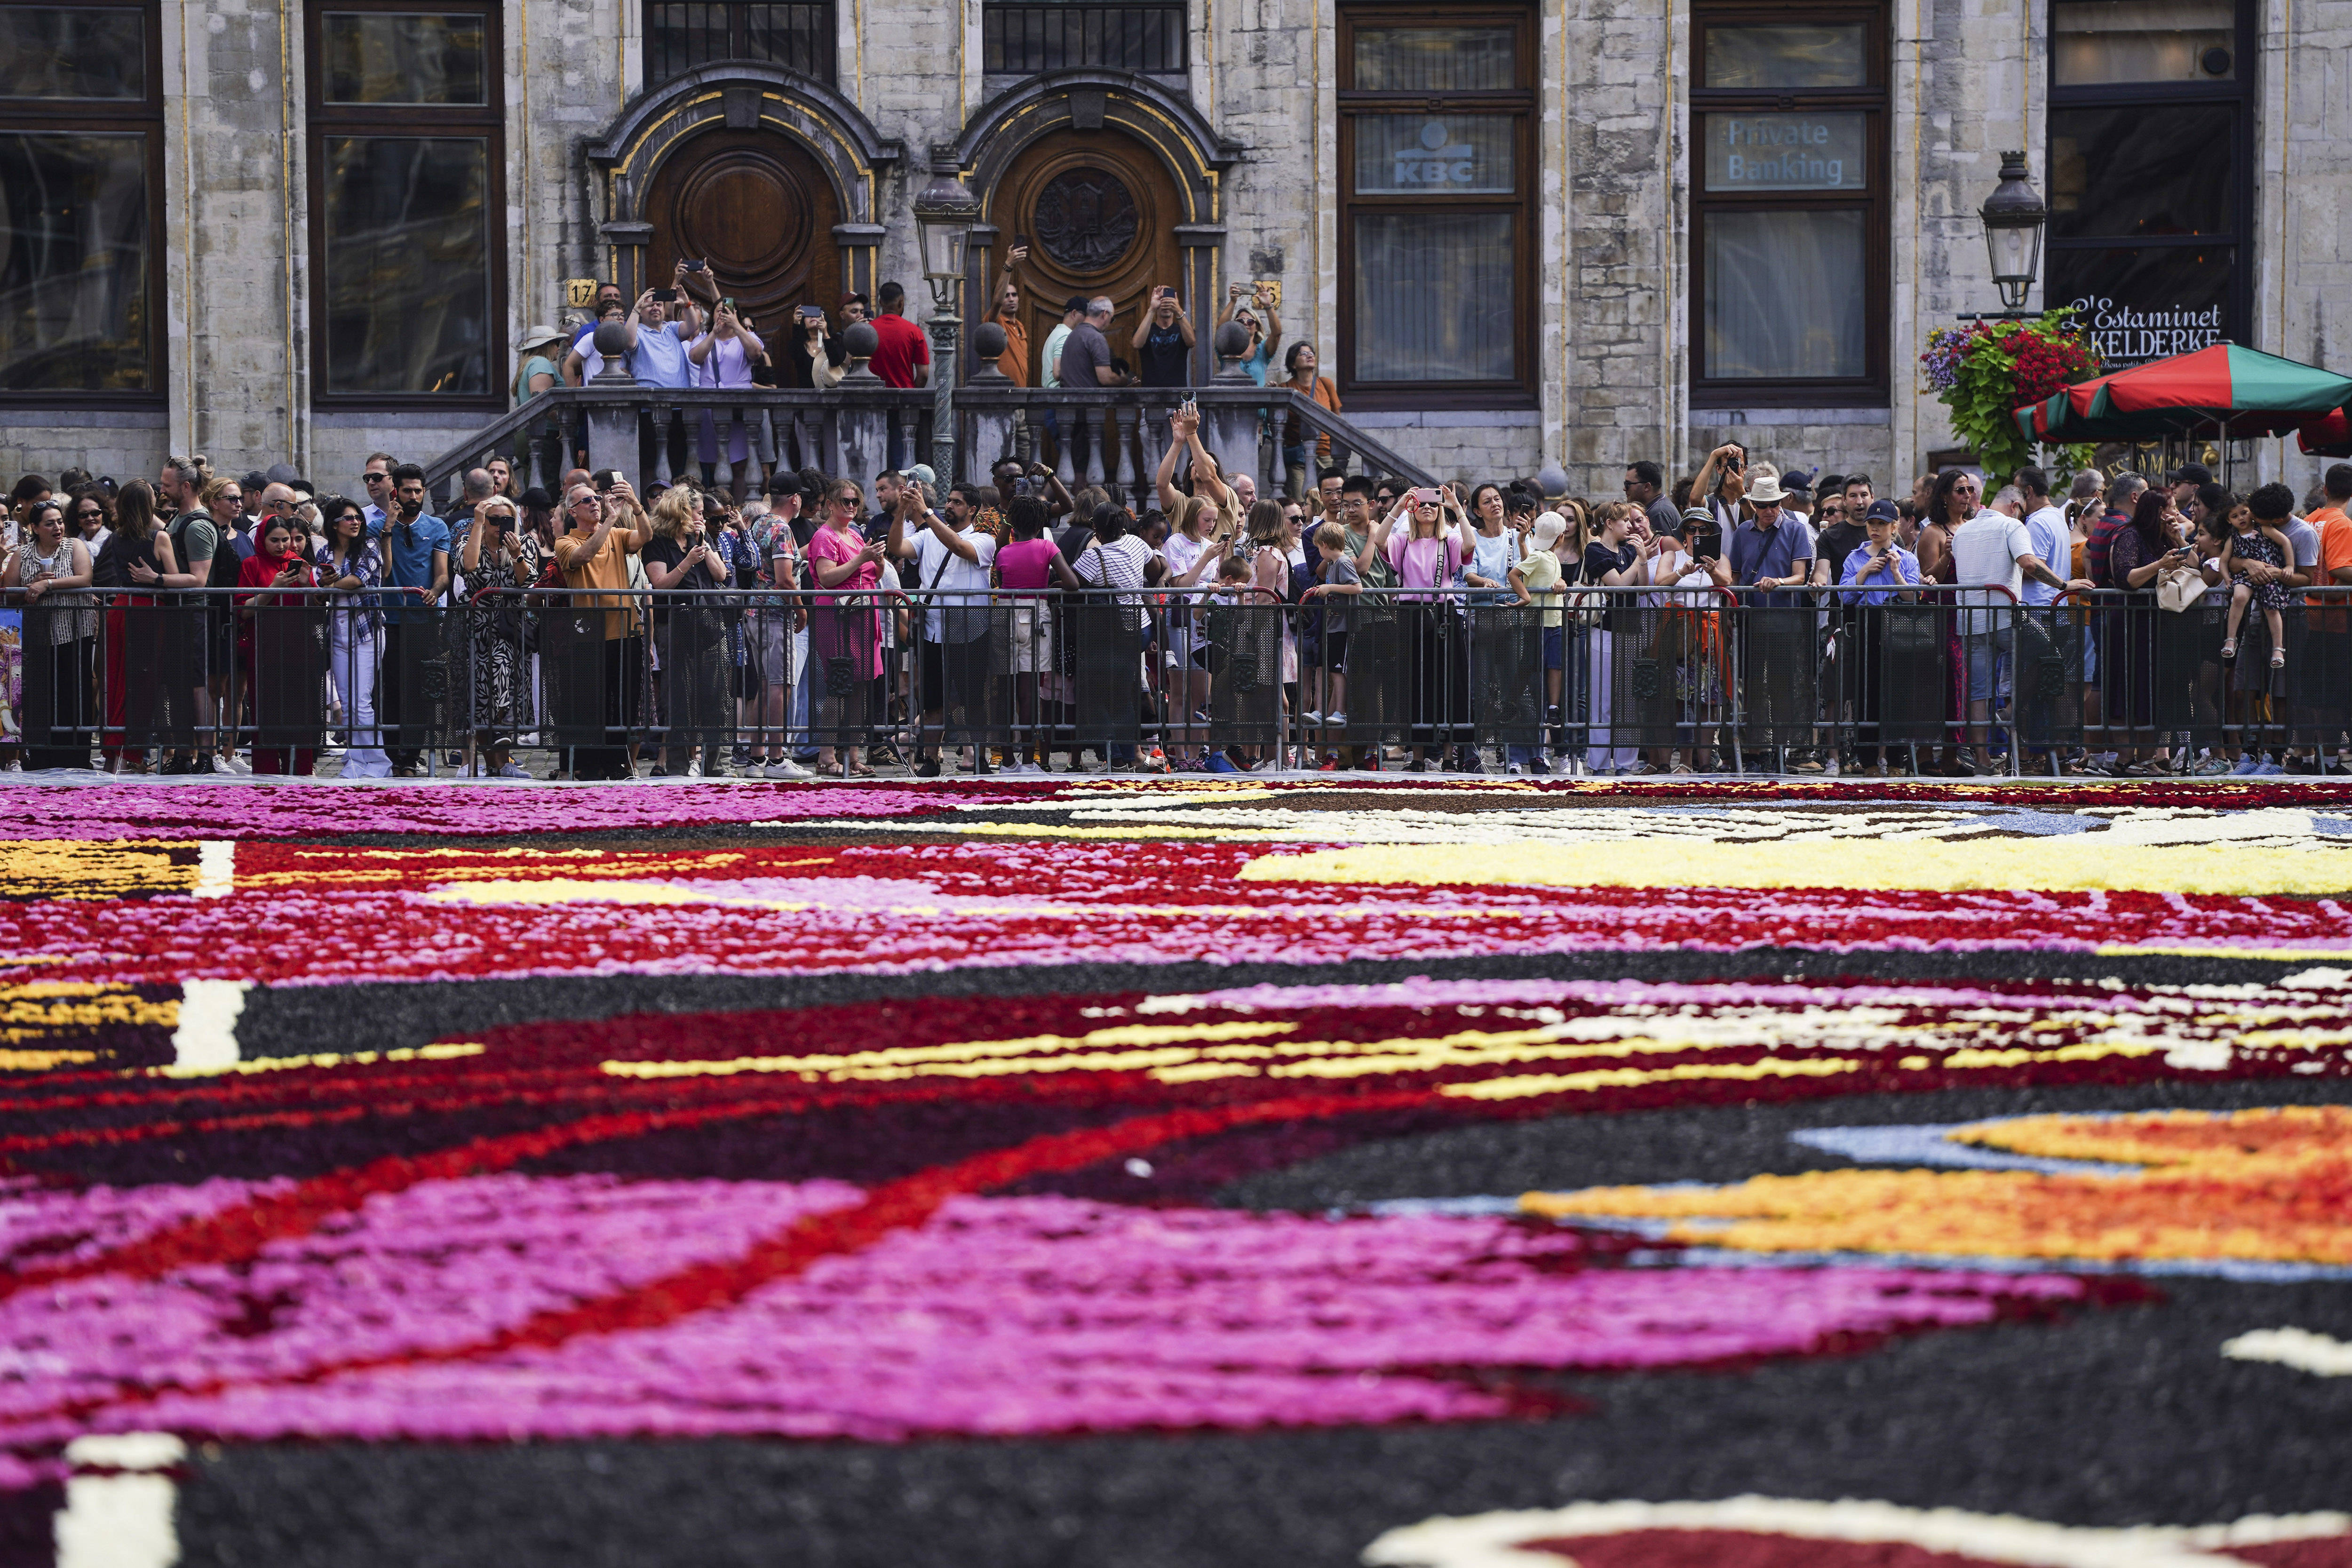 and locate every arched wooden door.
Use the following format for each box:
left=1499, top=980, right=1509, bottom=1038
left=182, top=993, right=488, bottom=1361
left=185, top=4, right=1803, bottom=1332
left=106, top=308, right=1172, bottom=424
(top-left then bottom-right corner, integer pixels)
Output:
left=644, top=127, right=842, bottom=338
left=989, top=128, right=1187, bottom=385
